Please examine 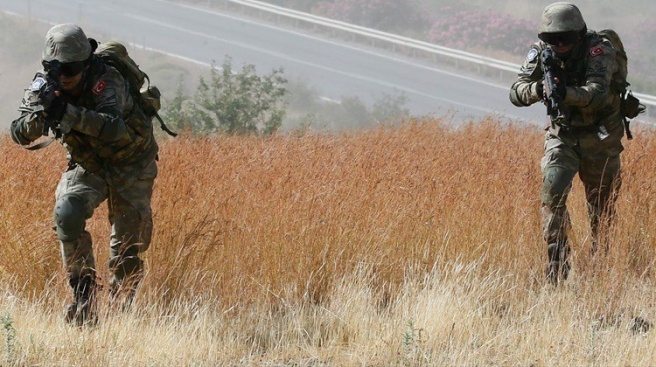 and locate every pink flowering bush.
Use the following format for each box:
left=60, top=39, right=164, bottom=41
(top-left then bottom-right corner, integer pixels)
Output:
left=266, top=1, right=655, bottom=92
left=311, top=0, right=427, bottom=33
left=427, top=8, right=535, bottom=55
left=274, top=2, right=535, bottom=56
